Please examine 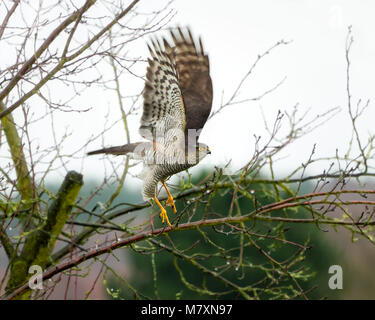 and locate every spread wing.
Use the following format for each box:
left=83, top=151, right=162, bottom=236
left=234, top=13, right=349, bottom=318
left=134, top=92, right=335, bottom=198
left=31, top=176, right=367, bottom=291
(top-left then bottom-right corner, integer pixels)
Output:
left=140, top=40, right=186, bottom=142
left=168, top=27, right=213, bottom=138
left=140, top=26, right=212, bottom=144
